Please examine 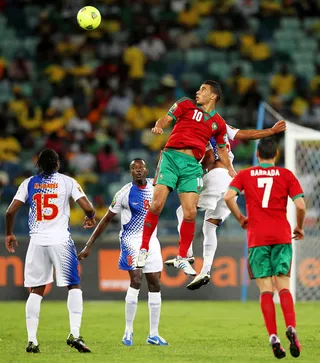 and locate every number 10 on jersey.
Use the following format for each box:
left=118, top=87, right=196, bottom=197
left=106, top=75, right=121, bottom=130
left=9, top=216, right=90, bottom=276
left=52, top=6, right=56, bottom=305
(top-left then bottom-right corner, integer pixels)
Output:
left=33, top=193, right=59, bottom=221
